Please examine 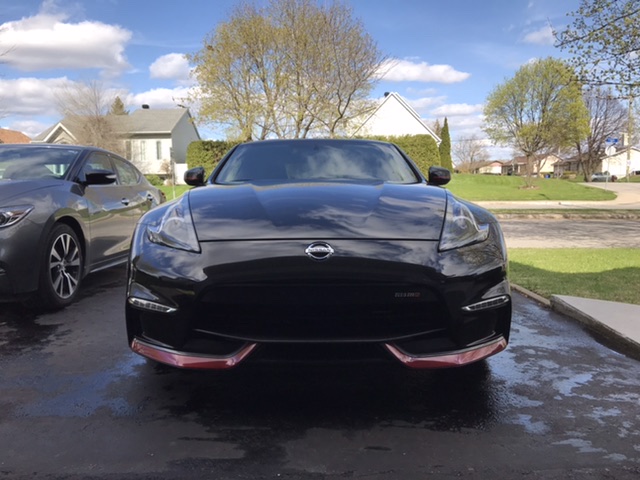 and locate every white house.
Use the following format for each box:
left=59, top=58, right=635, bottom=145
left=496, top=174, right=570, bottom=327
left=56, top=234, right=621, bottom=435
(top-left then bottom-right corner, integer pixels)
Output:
left=598, top=147, right=640, bottom=177
left=476, top=160, right=505, bottom=175
left=350, top=92, right=441, bottom=143
left=33, top=106, right=201, bottom=184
